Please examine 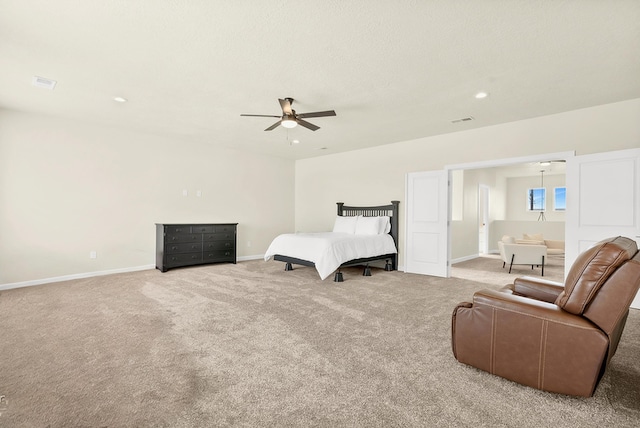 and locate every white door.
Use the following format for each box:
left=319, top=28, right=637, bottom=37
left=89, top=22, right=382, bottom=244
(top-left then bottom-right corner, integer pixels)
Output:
left=565, top=148, right=640, bottom=309
left=478, top=184, right=490, bottom=254
left=405, top=170, right=449, bottom=277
